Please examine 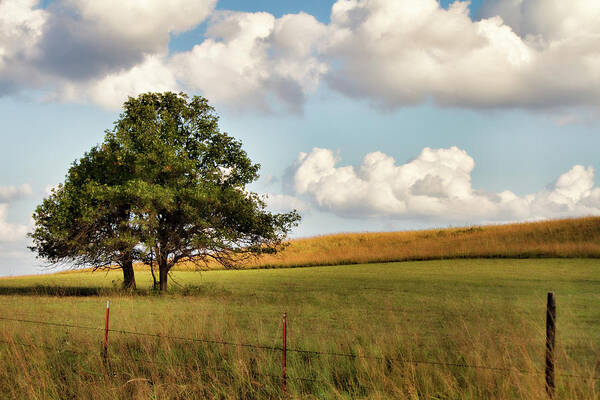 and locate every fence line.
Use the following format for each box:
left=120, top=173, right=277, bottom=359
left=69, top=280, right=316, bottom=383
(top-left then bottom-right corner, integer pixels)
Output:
left=0, top=314, right=597, bottom=383
left=0, top=315, right=536, bottom=364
